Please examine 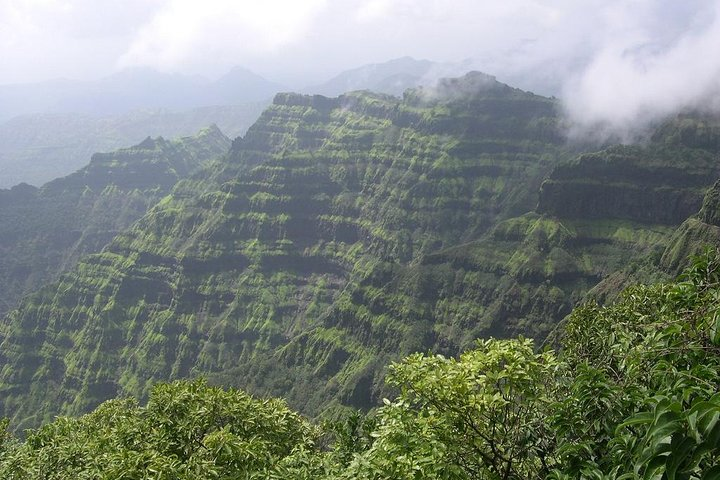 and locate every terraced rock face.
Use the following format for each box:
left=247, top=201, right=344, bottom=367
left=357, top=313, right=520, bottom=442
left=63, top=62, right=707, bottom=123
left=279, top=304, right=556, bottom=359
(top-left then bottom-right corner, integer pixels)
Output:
left=0, top=73, right=569, bottom=427
left=537, top=145, right=718, bottom=224
left=1, top=74, right=717, bottom=430
left=535, top=114, right=720, bottom=289
left=661, top=180, right=720, bottom=273
left=0, top=125, right=230, bottom=317
left=294, top=114, right=720, bottom=414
